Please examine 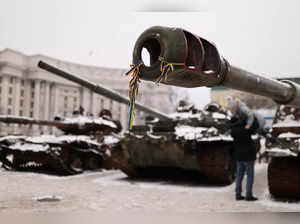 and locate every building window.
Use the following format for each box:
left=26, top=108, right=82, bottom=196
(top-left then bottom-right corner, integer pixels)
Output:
left=30, top=111, right=33, bottom=117
left=9, top=87, right=13, bottom=94
left=21, top=80, right=25, bottom=86
left=8, top=108, right=12, bottom=115
left=8, top=98, right=12, bottom=105
left=31, top=91, right=35, bottom=98
left=19, top=110, right=23, bottom=116
left=31, top=81, right=35, bottom=88
left=10, top=77, right=14, bottom=84
left=20, top=100, right=24, bottom=107
left=21, top=89, right=24, bottom=97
